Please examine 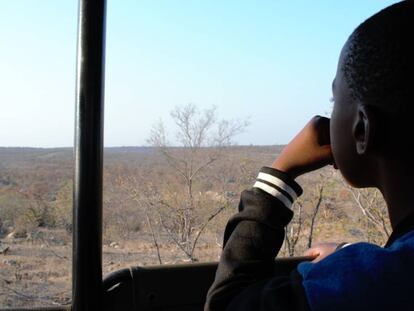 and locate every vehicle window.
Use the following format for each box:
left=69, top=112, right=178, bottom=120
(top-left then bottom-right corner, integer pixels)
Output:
left=0, top=1, right=396, bottom=308
left=0, top=1, right=77, bottom=308
left=101, top=0, right=395, bottom=273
